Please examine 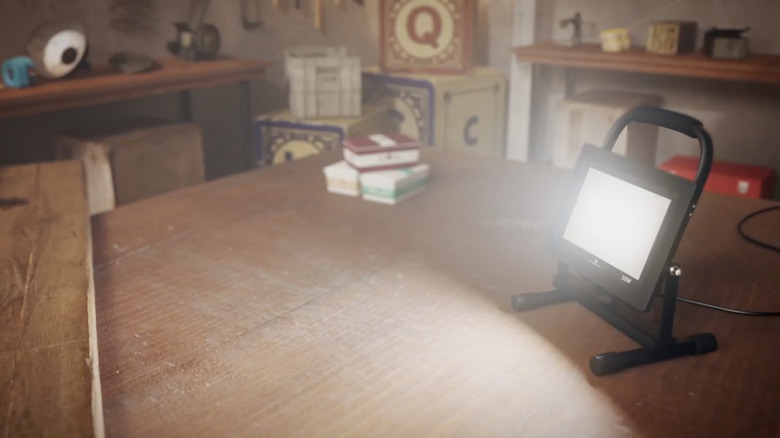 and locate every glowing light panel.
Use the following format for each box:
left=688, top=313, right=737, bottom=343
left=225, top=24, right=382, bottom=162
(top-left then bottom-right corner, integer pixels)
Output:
left=562, top=168, right=671, bottom=280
